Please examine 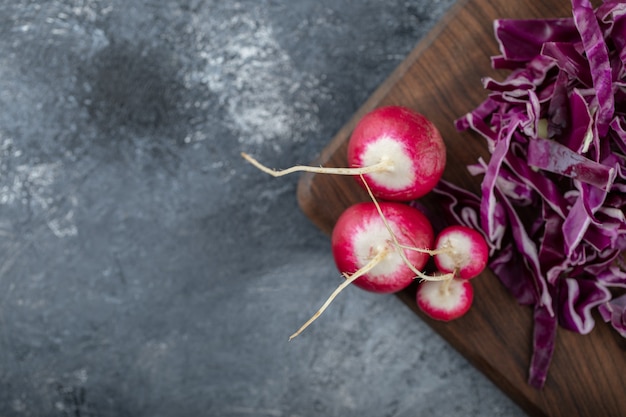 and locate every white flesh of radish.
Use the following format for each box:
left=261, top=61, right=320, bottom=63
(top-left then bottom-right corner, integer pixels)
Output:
left=418, top=279, right=470, bottom=314
left=435, top=230, right=473, bottom=272
left=360, top=137, right=415, bottom=190
left=352, top=220, right=404, bottom=279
